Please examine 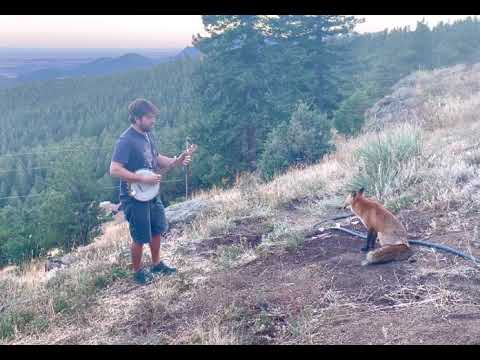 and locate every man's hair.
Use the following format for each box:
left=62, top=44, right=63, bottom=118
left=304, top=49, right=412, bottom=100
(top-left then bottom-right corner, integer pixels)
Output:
left=128, top=98, right=160, bottom=124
